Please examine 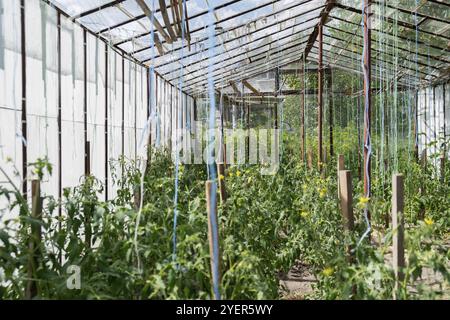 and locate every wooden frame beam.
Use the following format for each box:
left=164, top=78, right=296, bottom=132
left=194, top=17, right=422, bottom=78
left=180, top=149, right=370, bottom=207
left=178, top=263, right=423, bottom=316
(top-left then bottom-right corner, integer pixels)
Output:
left=136, top=0, right=173, bottom=44
left=229, top=81, right=242, bottom=96
left=159, top=0, right=177, bottom=41
left=242, top=79, right=260, bottom=95
left=304, top=0, right=336, bottom=61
